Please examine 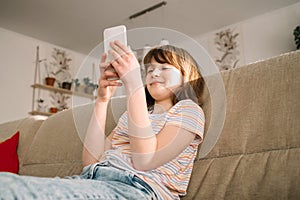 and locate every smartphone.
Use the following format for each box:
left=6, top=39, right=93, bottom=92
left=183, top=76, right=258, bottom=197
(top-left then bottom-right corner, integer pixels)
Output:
left=103, top=25, right=127, bottom=62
